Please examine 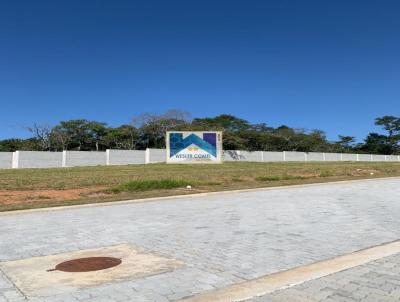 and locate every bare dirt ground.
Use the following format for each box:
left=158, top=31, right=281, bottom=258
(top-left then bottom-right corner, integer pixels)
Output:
left=0, top=187, right=106, bottom=206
